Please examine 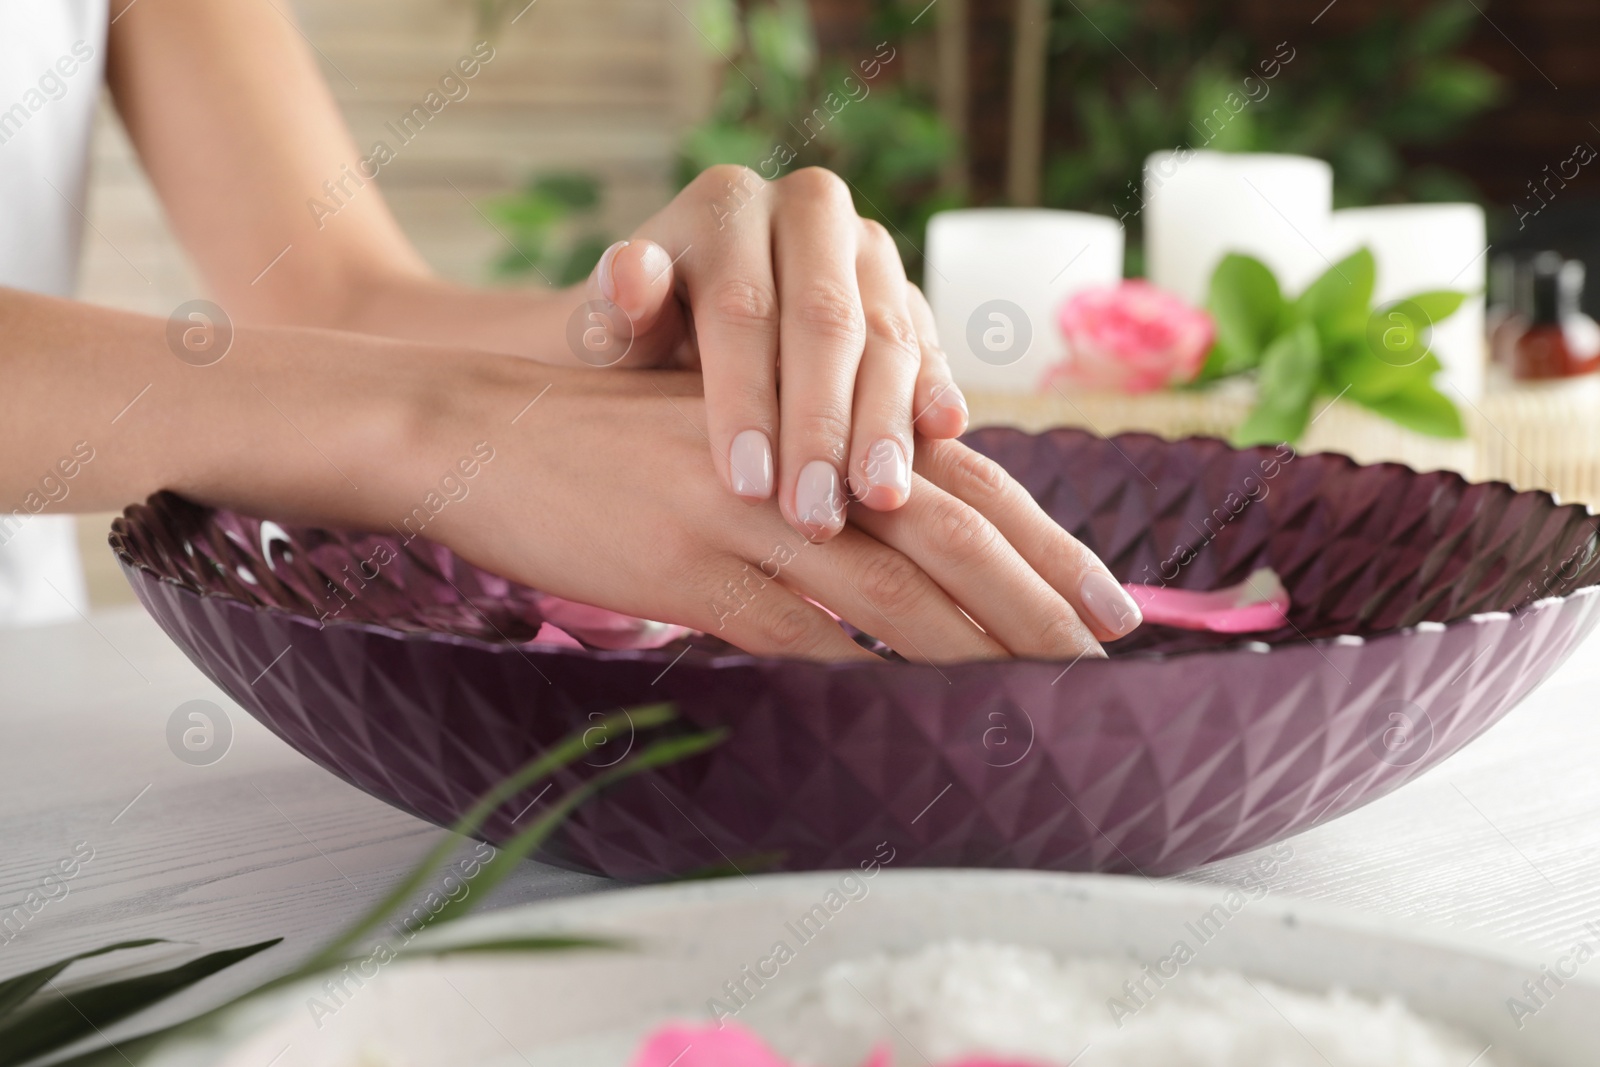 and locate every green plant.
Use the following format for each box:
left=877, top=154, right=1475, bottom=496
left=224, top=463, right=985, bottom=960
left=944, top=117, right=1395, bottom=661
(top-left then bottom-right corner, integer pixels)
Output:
left=485, top=172, right=613, bottom=286
left=488, top=0, right=955, bottom=286
left=1043, top=0, right=1504, bottom=273
left=9, top=706, right=722, bottom=1067
left=1200, top=247, right=1468, bottom=447
left=676, top=0, right=956, bottom=279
